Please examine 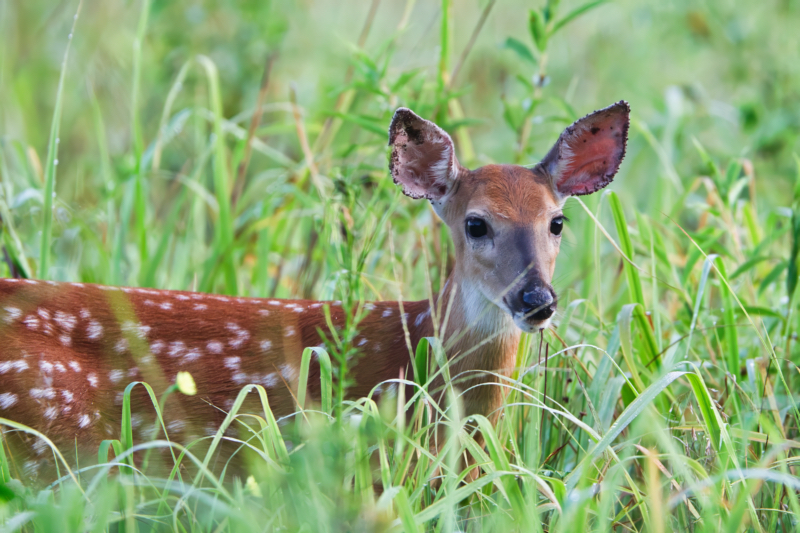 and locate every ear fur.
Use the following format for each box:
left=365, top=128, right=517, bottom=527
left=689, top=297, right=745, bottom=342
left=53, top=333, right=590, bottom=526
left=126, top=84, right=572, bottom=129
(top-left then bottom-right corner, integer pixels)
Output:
left=388, top=108, right=460, bottom=201
left=537, top=100, right=630, bottom=199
